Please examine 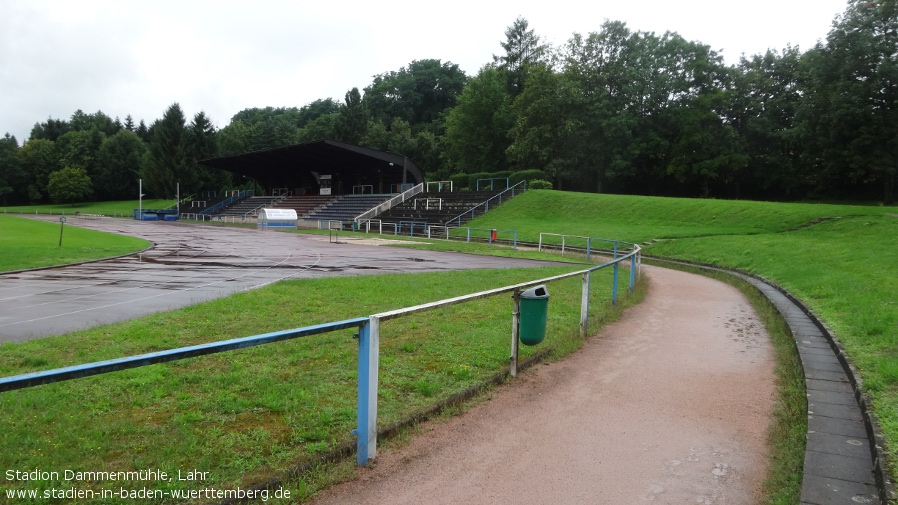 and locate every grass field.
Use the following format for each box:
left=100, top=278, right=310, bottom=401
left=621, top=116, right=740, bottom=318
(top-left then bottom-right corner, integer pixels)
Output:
left=0, top=215, right=150, bottom=271
left=1, top=199, right=176, bottom=218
